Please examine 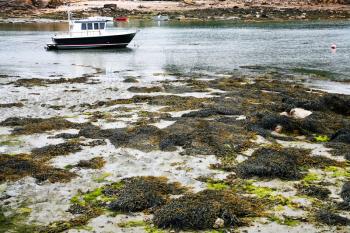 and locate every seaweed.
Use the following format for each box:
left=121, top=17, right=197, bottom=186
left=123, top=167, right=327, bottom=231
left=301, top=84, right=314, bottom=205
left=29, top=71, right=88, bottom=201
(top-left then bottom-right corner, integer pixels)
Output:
left=0, top=117, right=81, bottom=135
left=315, top=209, right=350, bottom=226
left=75, top=157, right=106, bottom=169
left=182, top=107, right=241, bottom=118
left=128, top=86, right=163, bottom=93
left=340, top=181, right=350, bottom=203
left=235, top=147, right=303, bottom=180
left=296, top=184, right=331, bottom=200
left=37, top=209, right=101, bottom=233
left=0, top=102, right=24, bottom=108
left=321, top=94, right=350, bottom=116
left=123, top=77, right=139, bottom=83
left=31, top=142, right=82, bottom=159
left=0, top=154, right=76, bottom=183
left=153, top=189, right=262, bottom=230
left=331, top=128, right=350, bottom=144
left=85, top=95, right=215, bottom=112
left=108, top=176, right=186, bottom=212
left=79, top=115, right=253, bottom=156
left=0, top=208, right=37, bottom=233
left=10, top=76, right=94, bottom=87
left=235, top=147, right=342, bottom=180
